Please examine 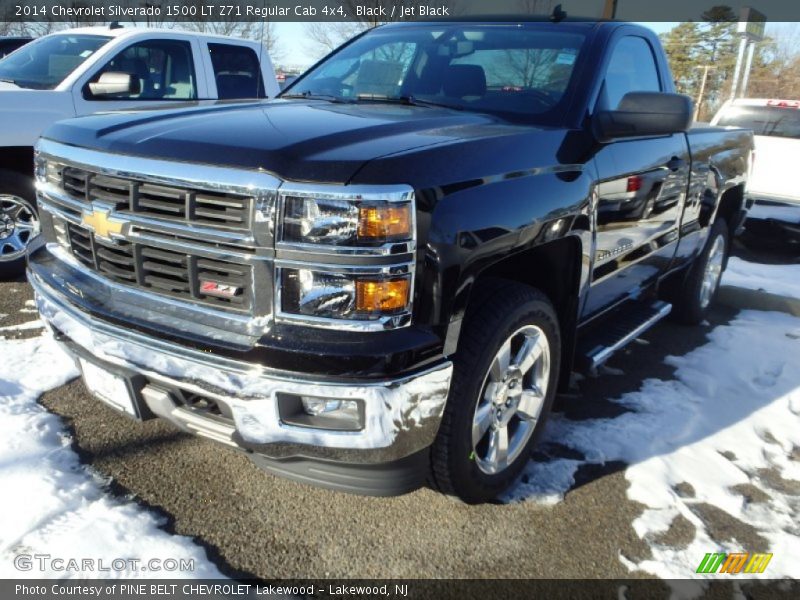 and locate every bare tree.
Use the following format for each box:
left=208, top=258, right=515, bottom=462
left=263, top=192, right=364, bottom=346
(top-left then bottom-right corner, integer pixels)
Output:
left=304, top=0, right=462, bottom=58
left=303, top=21, right=370, bottom=57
